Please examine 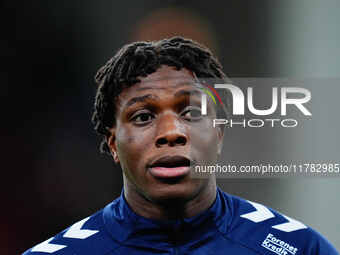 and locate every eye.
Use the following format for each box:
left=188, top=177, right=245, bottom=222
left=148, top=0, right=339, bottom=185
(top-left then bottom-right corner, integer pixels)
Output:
left=182, top=106, right=202, bottom=121
left=130, top=111, right=154, bottom=124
